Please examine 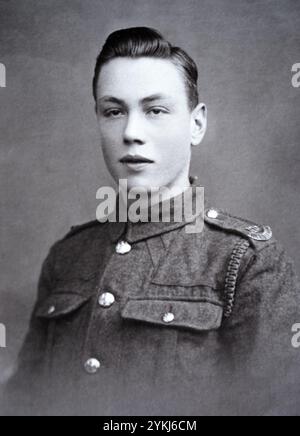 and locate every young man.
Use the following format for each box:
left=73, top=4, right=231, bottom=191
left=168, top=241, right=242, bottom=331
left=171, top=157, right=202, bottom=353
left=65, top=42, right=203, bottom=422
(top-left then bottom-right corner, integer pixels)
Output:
left=4, top=27, right=300, bottom=416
